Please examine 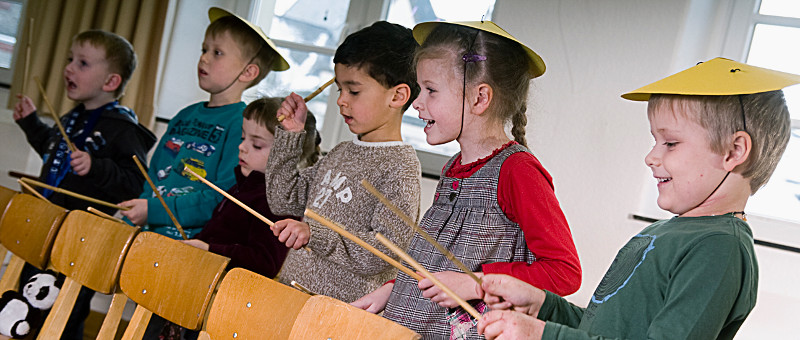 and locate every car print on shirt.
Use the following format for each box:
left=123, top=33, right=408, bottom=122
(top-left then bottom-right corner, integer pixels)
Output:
left=164, top=137, right=184, bottom=156
left=185, top=141, right=216, bottom=157
left=181, top=158, right=206, bottom=181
